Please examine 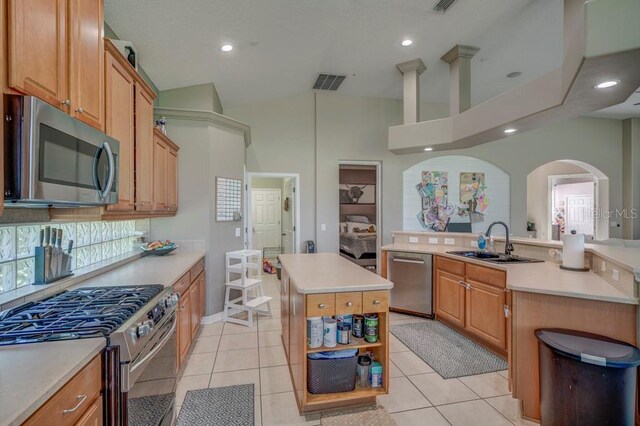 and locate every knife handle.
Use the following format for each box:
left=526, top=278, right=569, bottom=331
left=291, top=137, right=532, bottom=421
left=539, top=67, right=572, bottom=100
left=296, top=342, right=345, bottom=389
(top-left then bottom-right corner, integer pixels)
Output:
left=50, top=228, right=57, bottom=246
left=67, top=240, right=74, bottom=254
left=56, top=229, right=63, bottom=248
left=39, top=229, right=44, bottom=247
left=44, top=227, right=51, bottom=247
